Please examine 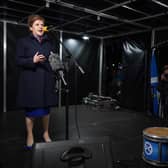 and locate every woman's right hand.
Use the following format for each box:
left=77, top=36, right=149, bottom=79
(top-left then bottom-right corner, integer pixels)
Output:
left=33, top=52, right=46, bottom=63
